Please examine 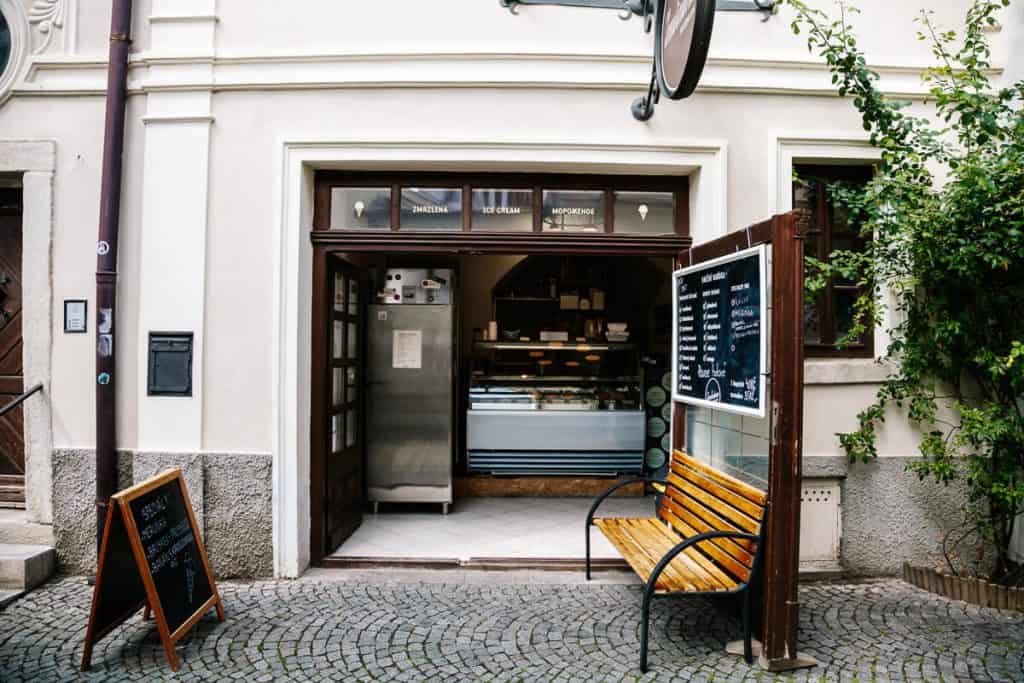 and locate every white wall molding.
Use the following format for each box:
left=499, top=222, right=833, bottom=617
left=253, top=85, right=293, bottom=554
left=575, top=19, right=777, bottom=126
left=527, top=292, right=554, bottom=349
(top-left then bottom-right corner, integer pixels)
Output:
left=0, top=140, right=56, bottom=524
left=272, top=138, right=726, bottom=577
left=140, top=114, right=216, bottom=125
left=149, top=14, right=220, bottom=24
left=14, top=52, right=1004, bottom=99
left=804, top=359, right=892, bottom=385
left=27, top=0, right=75, bottom=55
